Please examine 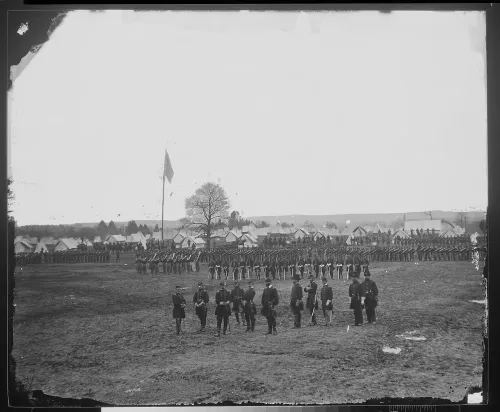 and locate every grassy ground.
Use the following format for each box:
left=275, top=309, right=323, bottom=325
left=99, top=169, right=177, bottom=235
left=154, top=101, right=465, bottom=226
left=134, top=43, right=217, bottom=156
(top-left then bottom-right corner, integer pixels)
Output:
left=12, top=259, right=485, bottom=405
